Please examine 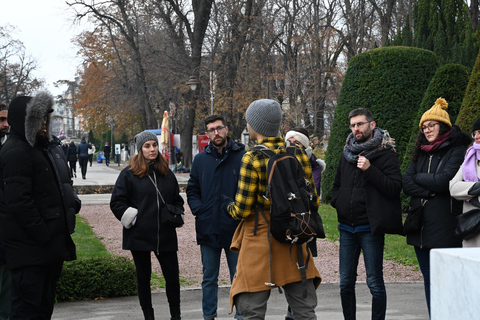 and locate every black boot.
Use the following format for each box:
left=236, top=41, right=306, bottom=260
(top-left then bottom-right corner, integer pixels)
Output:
left=142, top=307, right=154, bottom=320
left=170, top=305, right=181, bottom=320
